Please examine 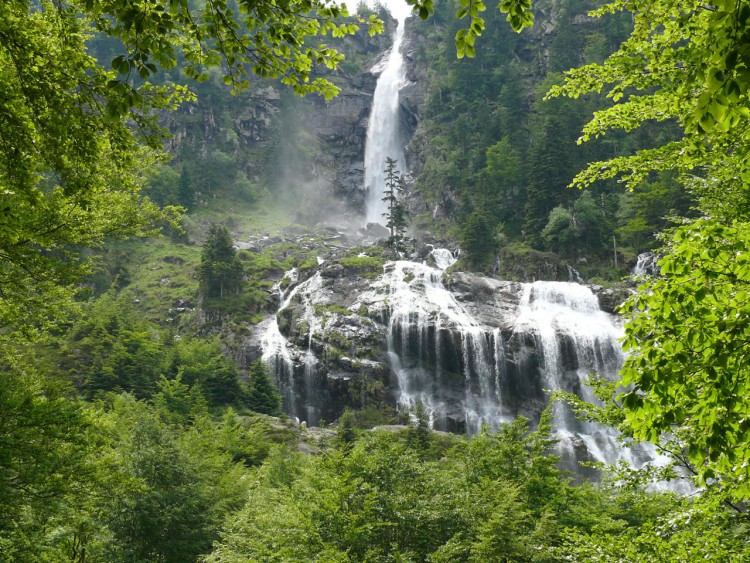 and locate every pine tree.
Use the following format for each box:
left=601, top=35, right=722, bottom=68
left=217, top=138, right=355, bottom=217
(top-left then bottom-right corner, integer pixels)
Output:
left=247, top=360, right=282, bottom=416
left=199, top=224, right=244, bottom=299
left=336, top=408, right=357, bottom=453
left=408, top=401, right=431, bottom=458
left=459, top=206, right=496, bottom=269
left=381, top=157, right=408, bottom=253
